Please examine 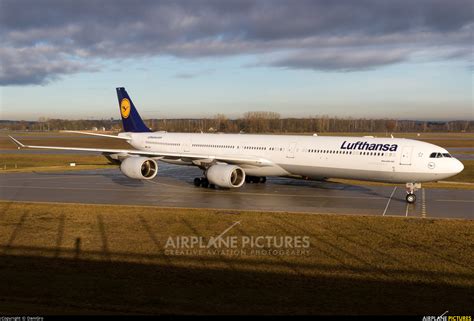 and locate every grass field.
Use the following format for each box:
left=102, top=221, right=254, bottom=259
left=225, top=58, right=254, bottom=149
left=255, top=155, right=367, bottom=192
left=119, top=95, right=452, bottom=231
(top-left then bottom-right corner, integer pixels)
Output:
left=0, top=154, right=116, bottom=172
left=0, top=201, right=472, bottom=315
left=0, top=133, right=131, bottom=150
left=447, top=160, right=474, bottom=182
